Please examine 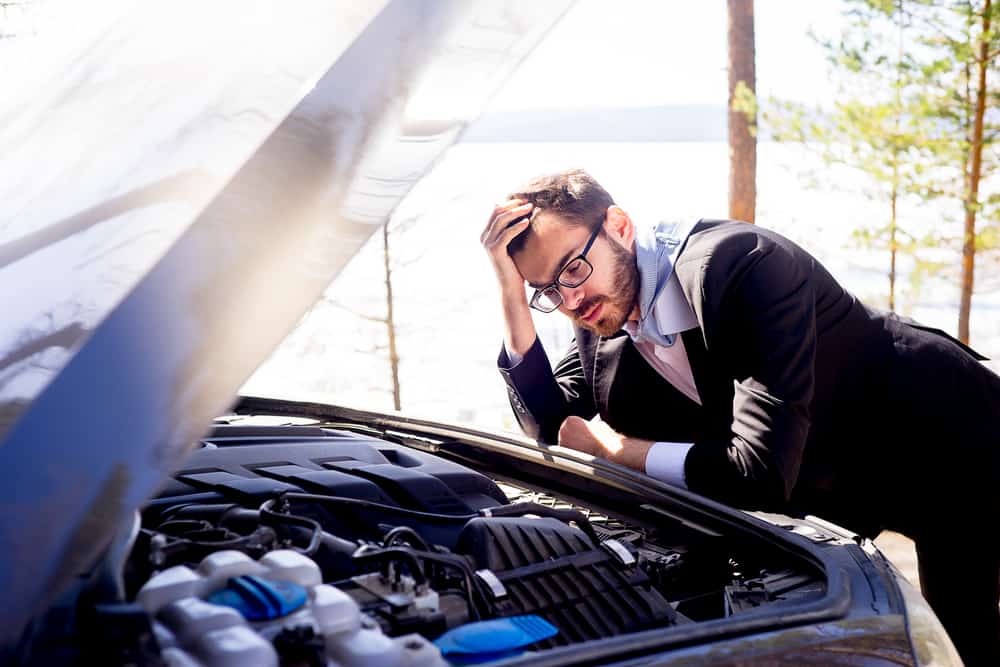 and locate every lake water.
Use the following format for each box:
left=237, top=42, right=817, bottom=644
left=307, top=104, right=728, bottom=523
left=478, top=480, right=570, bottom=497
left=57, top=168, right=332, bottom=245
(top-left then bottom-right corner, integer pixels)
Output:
left=244, top=141, right=1000, bottom=432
